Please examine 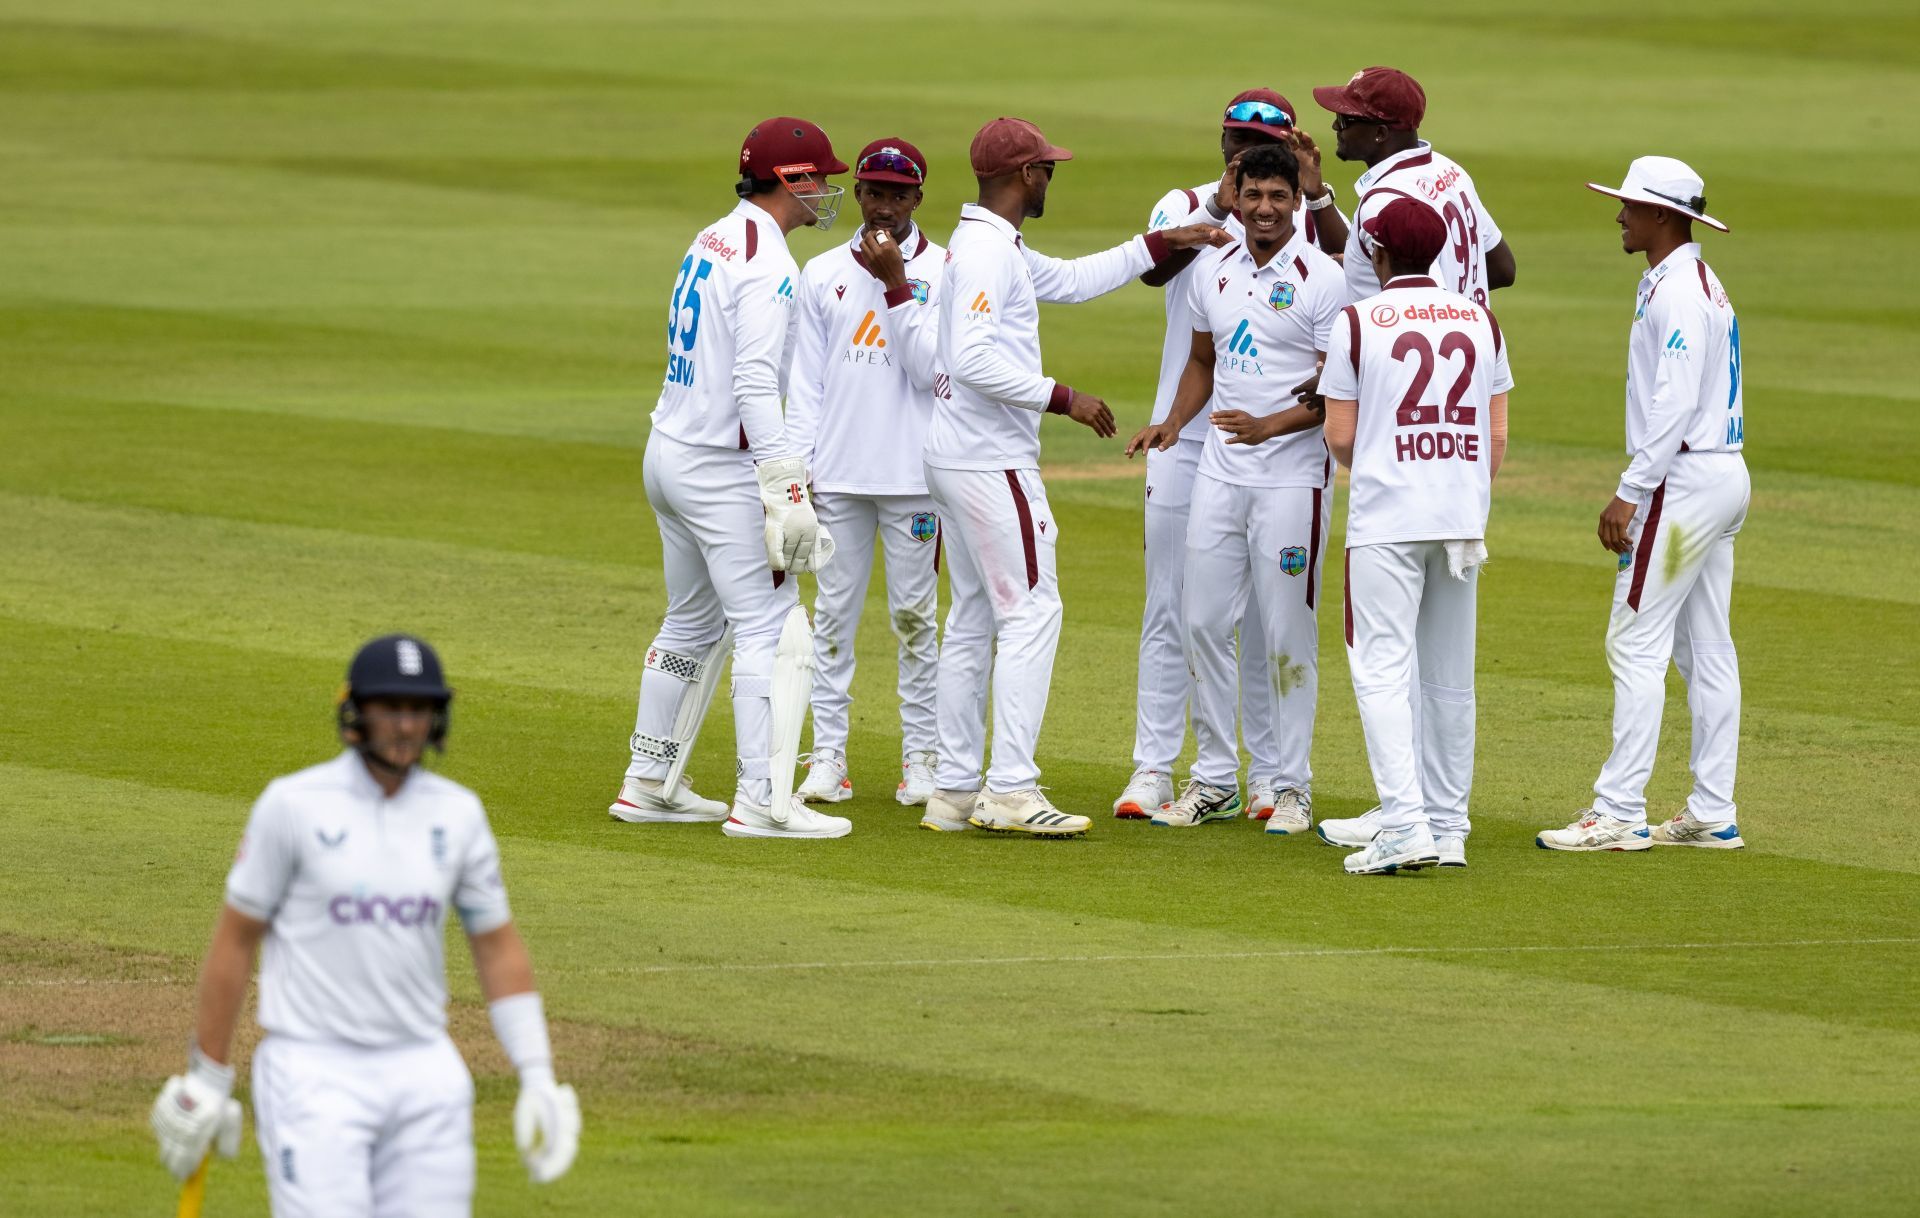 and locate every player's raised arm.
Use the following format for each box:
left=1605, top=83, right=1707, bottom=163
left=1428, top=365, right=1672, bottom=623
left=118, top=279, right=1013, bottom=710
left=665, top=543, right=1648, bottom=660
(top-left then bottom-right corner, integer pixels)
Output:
left=863, top=225, right=941, bottom=392
left=1026, top=223, right=1226, bottom=305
